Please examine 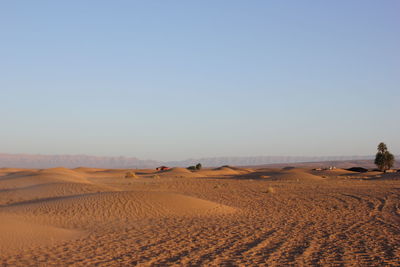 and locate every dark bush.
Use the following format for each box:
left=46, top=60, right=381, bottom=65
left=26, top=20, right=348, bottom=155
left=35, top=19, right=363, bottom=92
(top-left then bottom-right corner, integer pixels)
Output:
left=196, top=163, right=202, bottom=170
left=346, top=167, right=368, bottom=173
left=187, top=166, right=196, bottom=171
